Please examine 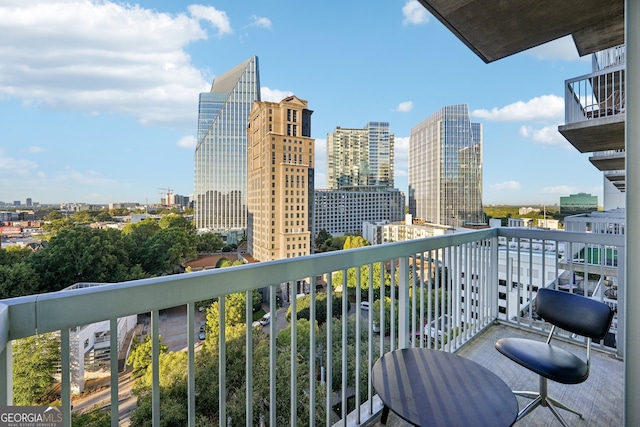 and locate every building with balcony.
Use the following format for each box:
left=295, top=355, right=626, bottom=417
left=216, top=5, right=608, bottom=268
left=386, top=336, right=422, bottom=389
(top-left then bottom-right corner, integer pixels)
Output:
left=560, top=44, right=626, bottom=210
left=194, top=56, right=261, bottom=237
left=327, top=122, right=394, bottom=189
left=247, top=96, right=314, bottom=262
left=408, top=104, right=483, bottom=228
left=313, top=186, right=404, bottom=237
